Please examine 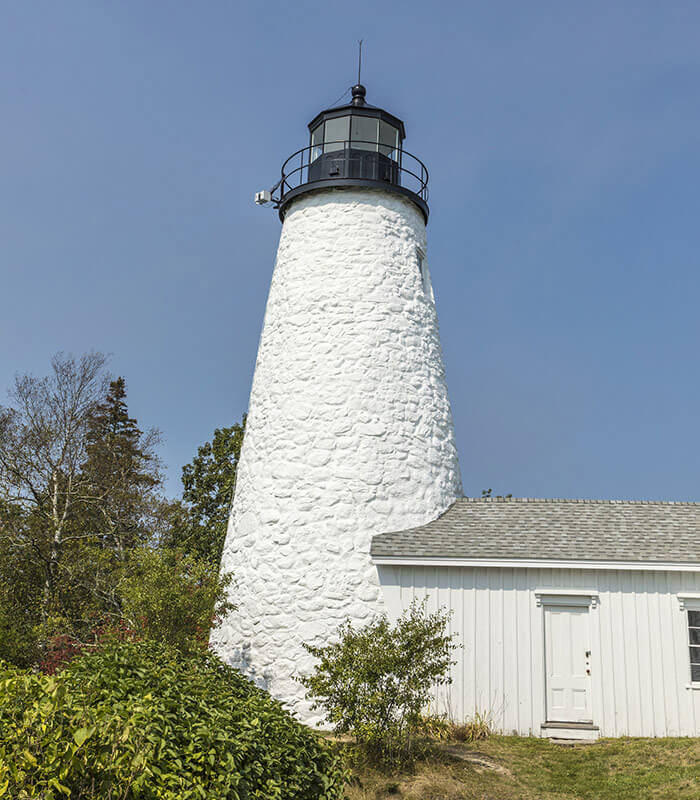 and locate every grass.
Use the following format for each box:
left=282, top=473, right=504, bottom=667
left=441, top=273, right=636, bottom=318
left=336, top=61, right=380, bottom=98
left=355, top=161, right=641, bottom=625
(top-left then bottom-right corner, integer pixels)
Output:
left=343, top=736, right=700, bottom=800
